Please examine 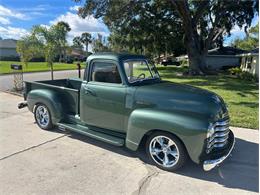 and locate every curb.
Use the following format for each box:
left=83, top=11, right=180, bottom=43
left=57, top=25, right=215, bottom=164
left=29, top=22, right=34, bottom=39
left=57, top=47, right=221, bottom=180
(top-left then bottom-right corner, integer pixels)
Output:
left=0, top=90, right=23, bottom=97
